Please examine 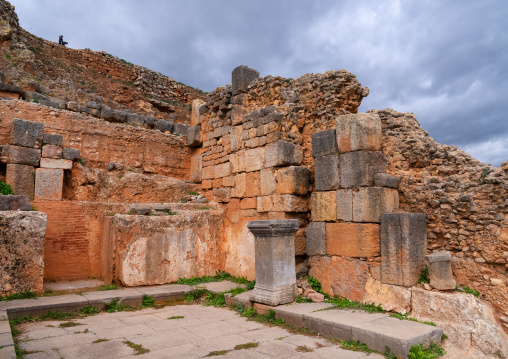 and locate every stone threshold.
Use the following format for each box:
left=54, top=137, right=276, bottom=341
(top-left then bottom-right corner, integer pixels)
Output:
left=226, top=291, right=443, bottom=359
